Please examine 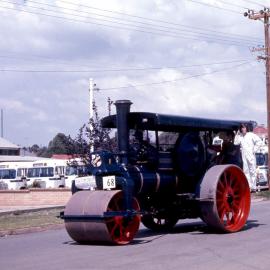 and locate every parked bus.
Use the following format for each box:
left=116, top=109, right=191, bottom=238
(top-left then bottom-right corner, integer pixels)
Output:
left=0, top=161, right=33, bottom=190
left=27, top=159, right=67, bottom=188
